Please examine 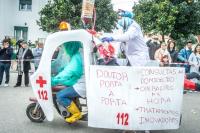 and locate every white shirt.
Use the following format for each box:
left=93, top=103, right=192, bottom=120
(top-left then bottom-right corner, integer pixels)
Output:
left=73, top=75, right=86, bottom=98
left=73, top=52, right=86, bottom=98
left=189, top=53, right=200, bottom=74
left=112, top=20, right=150, bottom=66
left=188, top=53, right=200, bottom=83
